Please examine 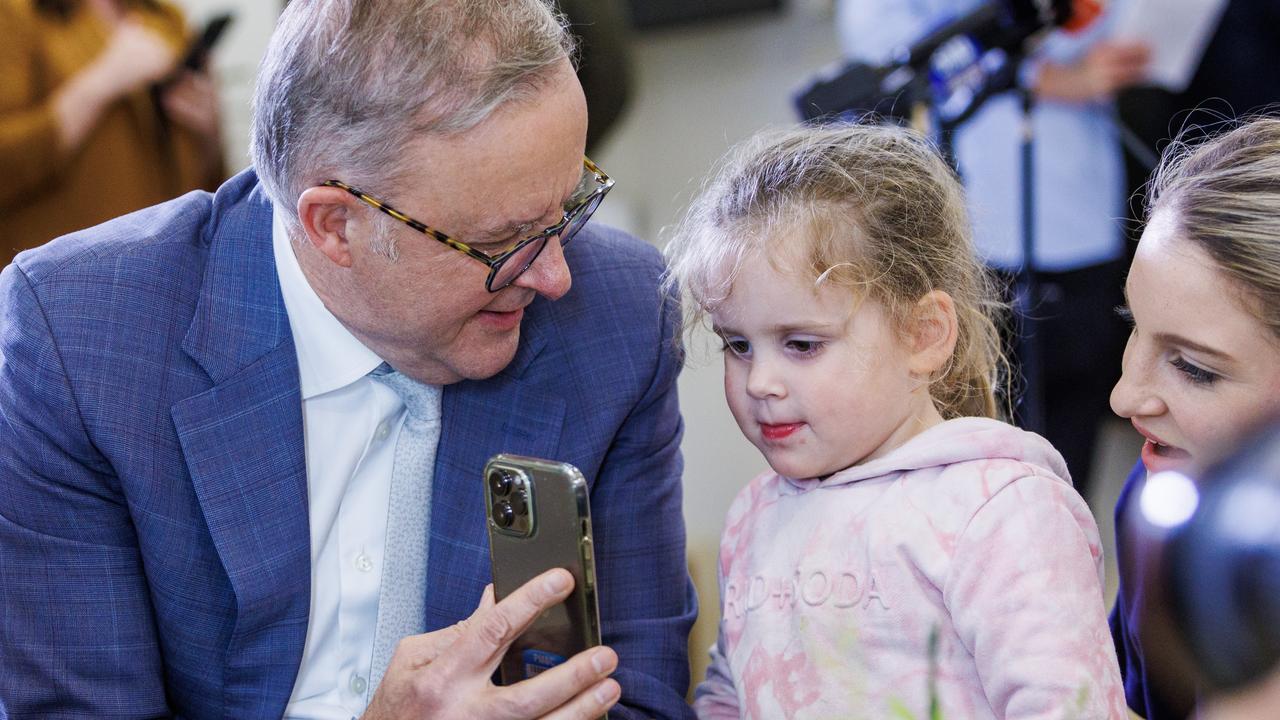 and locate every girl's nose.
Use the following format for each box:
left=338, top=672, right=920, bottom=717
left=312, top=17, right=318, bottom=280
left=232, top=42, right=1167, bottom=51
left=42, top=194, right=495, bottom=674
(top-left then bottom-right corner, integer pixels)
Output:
left=745, top=358, right=785, bottom=400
